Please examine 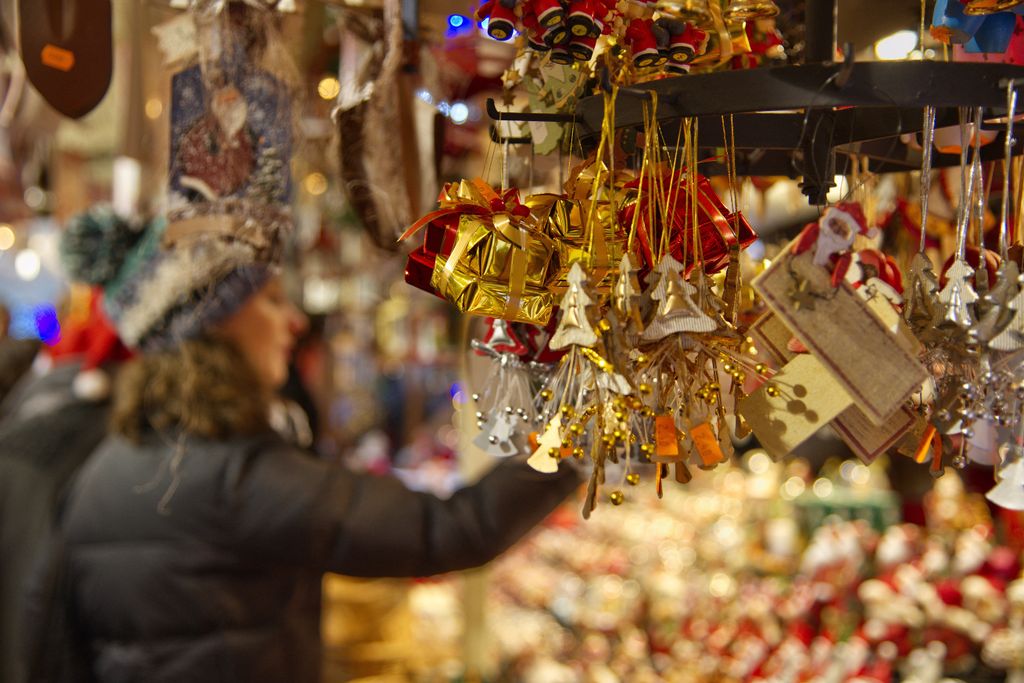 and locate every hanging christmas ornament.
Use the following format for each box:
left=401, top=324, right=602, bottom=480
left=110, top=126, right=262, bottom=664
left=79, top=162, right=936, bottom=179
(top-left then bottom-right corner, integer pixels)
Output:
left=989, top=283, right=1024, bottom=351
left=985, top=85, right=1024, bottom=351
left=611, top=253, right=644, bottom=339
left=936, top=112, right=983, bottom=330
left=641, top=255, right=717, bottom=342
left=549, top=264, right=600, bottom=350
left=470, top=321, right=542, bottom=460
left=904, top=107, right=943, bottom=336
left=987, top=426, right=1024, bottom=510
left=939, top=260, right=981, bottom=328
left=480, top=317, right=529, bottom=355
left=529, top=262, right=635, bottom=516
